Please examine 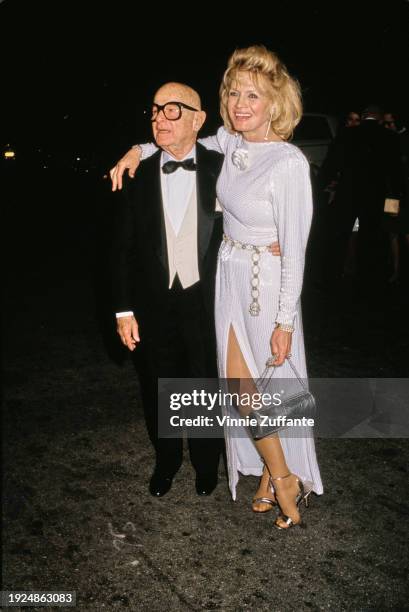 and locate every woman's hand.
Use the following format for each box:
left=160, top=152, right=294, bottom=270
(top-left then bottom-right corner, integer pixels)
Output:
left=110, top=147, right=142, bottom=191
left=270, top=326, right=292, bottom=367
